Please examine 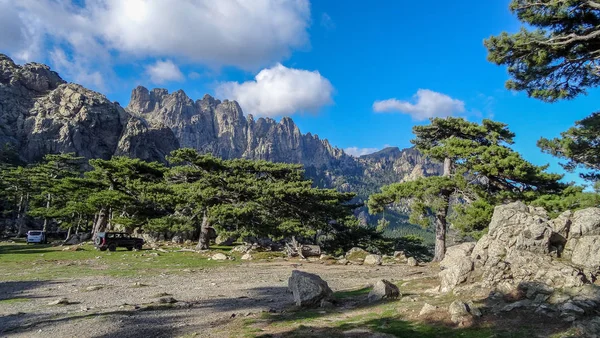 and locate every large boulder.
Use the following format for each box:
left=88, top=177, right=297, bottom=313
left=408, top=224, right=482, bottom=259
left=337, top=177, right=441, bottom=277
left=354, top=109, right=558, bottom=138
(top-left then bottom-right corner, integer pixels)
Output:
left=564, top=236, right=600, bottom=273
left=438, top=202, right=600, bottom=294
left=569, top=208, right=600, bottom=238
left=288, top=270, right=333, bottom=307
left=367, top=280, right=400, bottom=303
left=364, top=254, right=382, bottom=265
left=439, top=242, right=475, bottom=292
left=345, top=247, right=368, bottom=263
